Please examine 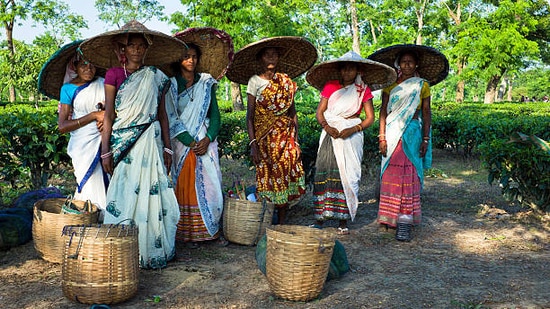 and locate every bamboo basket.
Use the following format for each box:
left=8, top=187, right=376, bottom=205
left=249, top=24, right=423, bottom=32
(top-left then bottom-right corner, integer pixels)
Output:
left=61, top=223, right=139, bottom=305
left=33, top=198, right=99, bottom=263
left=266, top=225, right=335, bottom=301
left=223, top=198, right=274, bottom=246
